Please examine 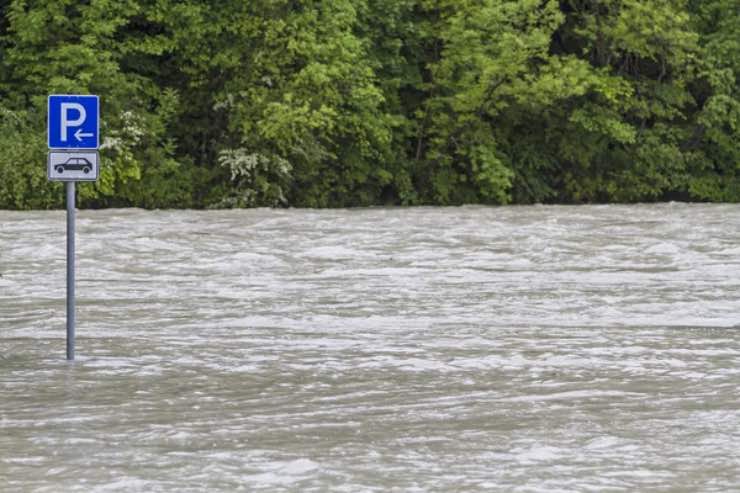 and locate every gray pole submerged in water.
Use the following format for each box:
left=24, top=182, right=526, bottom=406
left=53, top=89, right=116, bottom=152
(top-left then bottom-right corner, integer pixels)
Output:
left=48, top=94, right=100, bottom=360
left=66, top=181, right=75, bottom=361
